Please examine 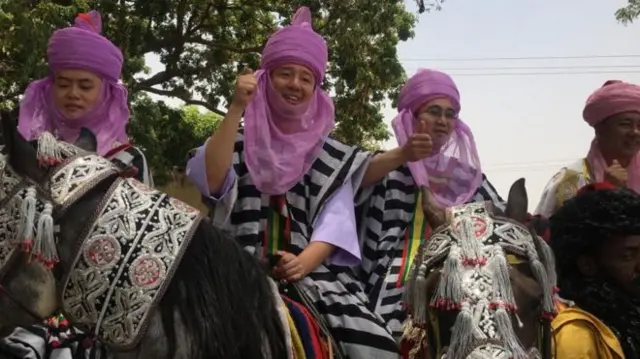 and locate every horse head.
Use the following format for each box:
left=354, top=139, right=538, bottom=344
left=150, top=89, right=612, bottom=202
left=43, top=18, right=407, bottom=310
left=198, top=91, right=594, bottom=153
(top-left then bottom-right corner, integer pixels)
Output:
left=0, top=112, right=288, bottom=359
left=0, top=111, right=112, bottom=336
left=403, top=178, right=556, bottom=359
